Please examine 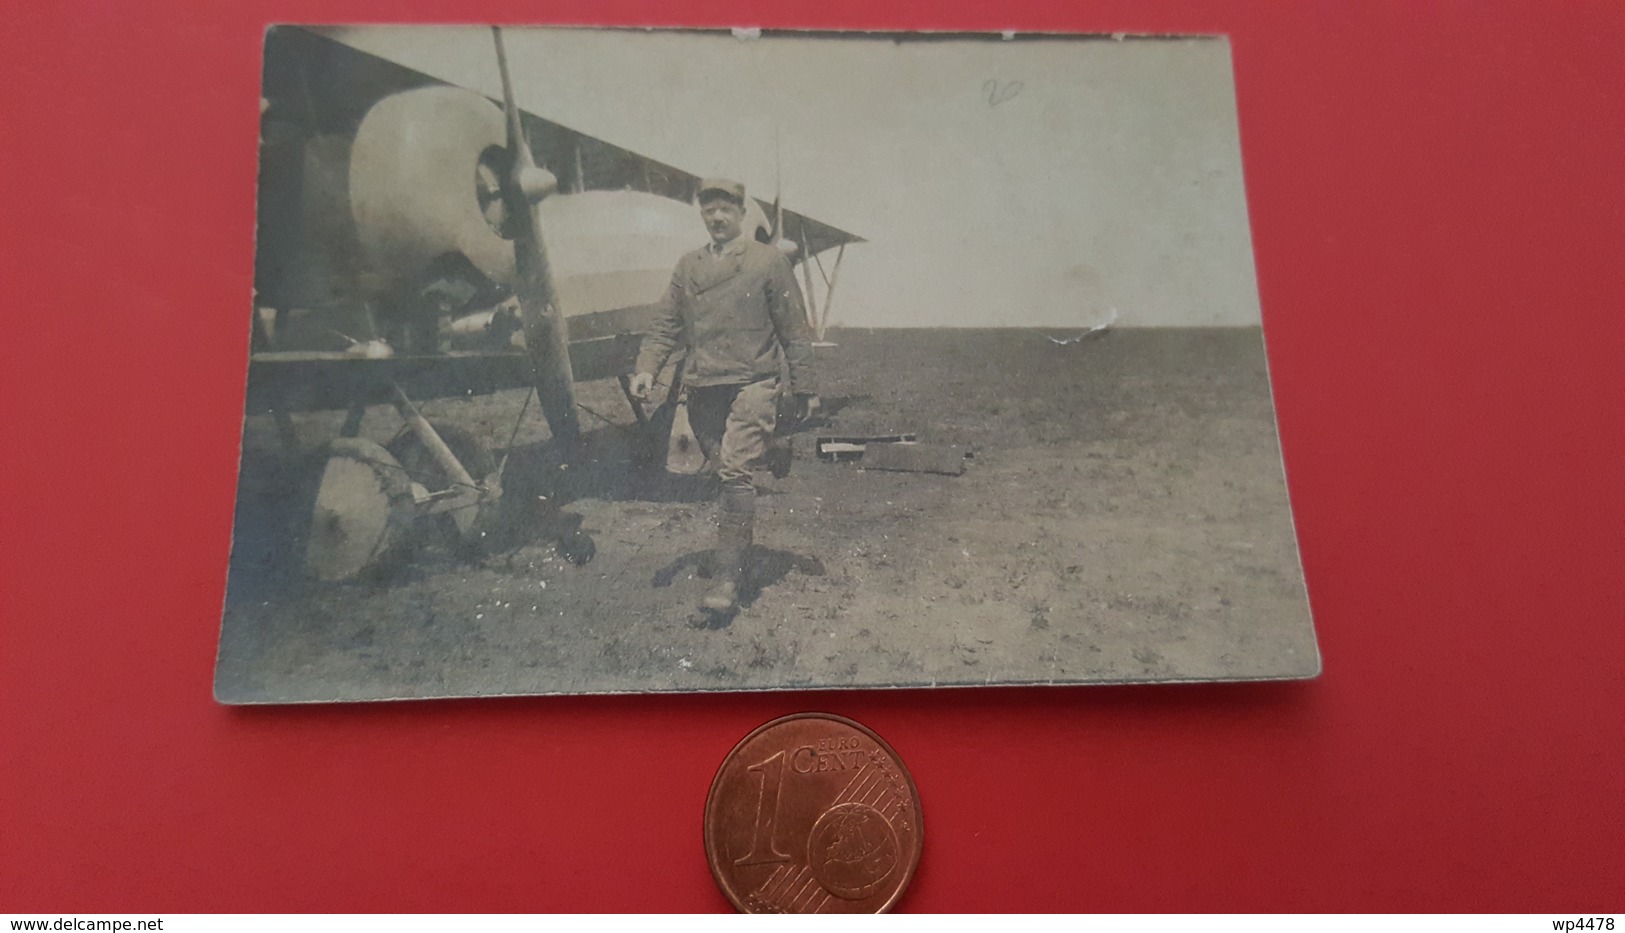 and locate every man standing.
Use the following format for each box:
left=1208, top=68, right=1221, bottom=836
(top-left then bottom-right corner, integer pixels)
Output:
left=629, top=178, right=819, bottom=616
